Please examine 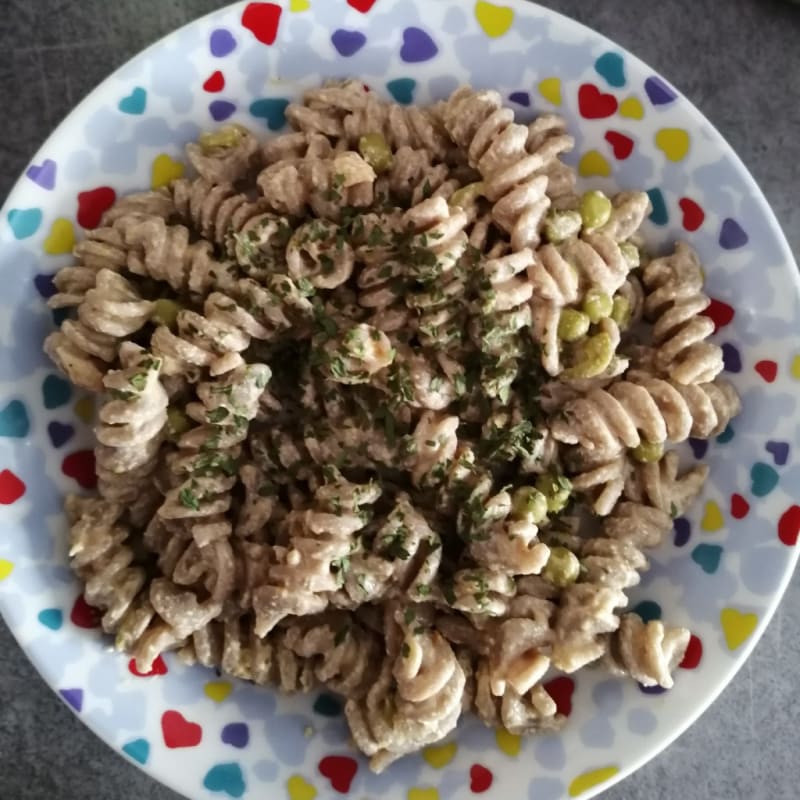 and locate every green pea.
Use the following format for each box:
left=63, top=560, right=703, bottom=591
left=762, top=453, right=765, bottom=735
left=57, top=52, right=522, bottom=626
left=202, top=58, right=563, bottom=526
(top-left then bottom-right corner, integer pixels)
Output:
left=535, top=473, right=573, bottom=514
left=543, top=209, right=582, bottom=243
left=199, top=125, right=245, bottom=153
left=580, top=190, right=612, bottom=231
left=449, top=181, right=485, bottom=210
left=619, top=241, right=640, bottom=269
left=582, top=289, right=613, bottom=323
left=511, top=487, right=549, bottom=524
left=542, top=546, right=581, bottom=587
left=151, top=298, right=182, bottom=329
left=611, top=295, right=631, bottom=329
left=632, top=440, right=664, bottom=463
left=167, top=407, right=191, bottom=438
left=358, top=132, right=393, bottom=174
left=563, top=332, right=614, bottom=379
left=557, top=309, right=591, bottom=342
